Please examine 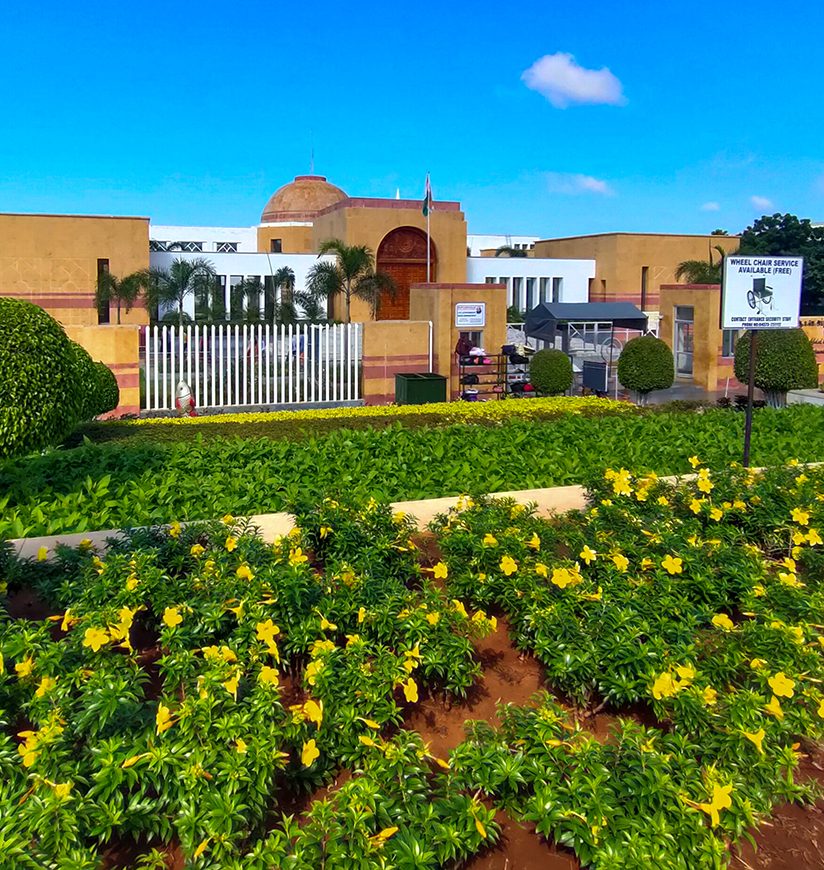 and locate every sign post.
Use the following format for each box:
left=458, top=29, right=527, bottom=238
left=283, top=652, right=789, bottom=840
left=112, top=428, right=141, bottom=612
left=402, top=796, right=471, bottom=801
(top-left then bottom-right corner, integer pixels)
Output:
left=720, top=255, right=803, bottom=466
